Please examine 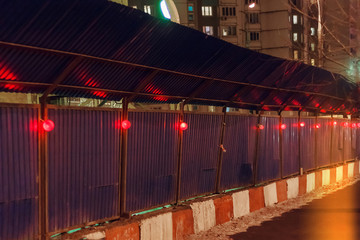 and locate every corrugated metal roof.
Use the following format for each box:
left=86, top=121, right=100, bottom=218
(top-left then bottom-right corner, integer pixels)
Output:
left=0, top=0, right=359, bottom=114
